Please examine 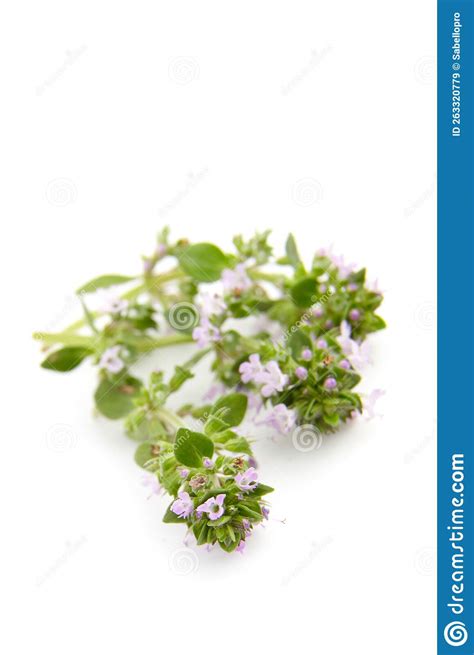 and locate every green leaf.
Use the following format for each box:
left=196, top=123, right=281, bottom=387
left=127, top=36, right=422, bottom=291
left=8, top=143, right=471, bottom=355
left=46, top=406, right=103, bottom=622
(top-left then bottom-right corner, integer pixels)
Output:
left=125, top=410, right=166, bottom=442
left=290, top=277, right=317, bottom=308
left=349, top=268, right=366, bottom=283
left=238, top=505, right=263, bottom=521
left=41, top=346, right=93, bottom=372
left=205, top=393, right=248, bottom=434
left=226, top=523, right=236, bottom=542
left=288, top=330, right=313, bottom=359
left=366, top=314, right=386, bottom=331
left=134, top=441, right=164, bottom=469
left=323, top=413, right=340, bottom=427
left=196, top=521, right=209, bottom=545
left=247, top=483, right=274, bottom=498
left=161, top=457, right=181, bottom=496
left=168, top=366, right=194, bottom=393
left=214, top=430, right=253, bottom=455
left=267, top=299, right=301, bottom=325
left=178, top=243, right=229, bottom=282
left=76, top=274, right=135, bottom=294
left=218, top=538, right=240, bottom=553
left=207, top=515, right=231, bottom=527
left=339, top=391, right=363, bottom=412
left=94, top=375, right=142, bottom=419
left=174, top=429, right=214, bottom=468
left=285, top=234, right=303, bottom=269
